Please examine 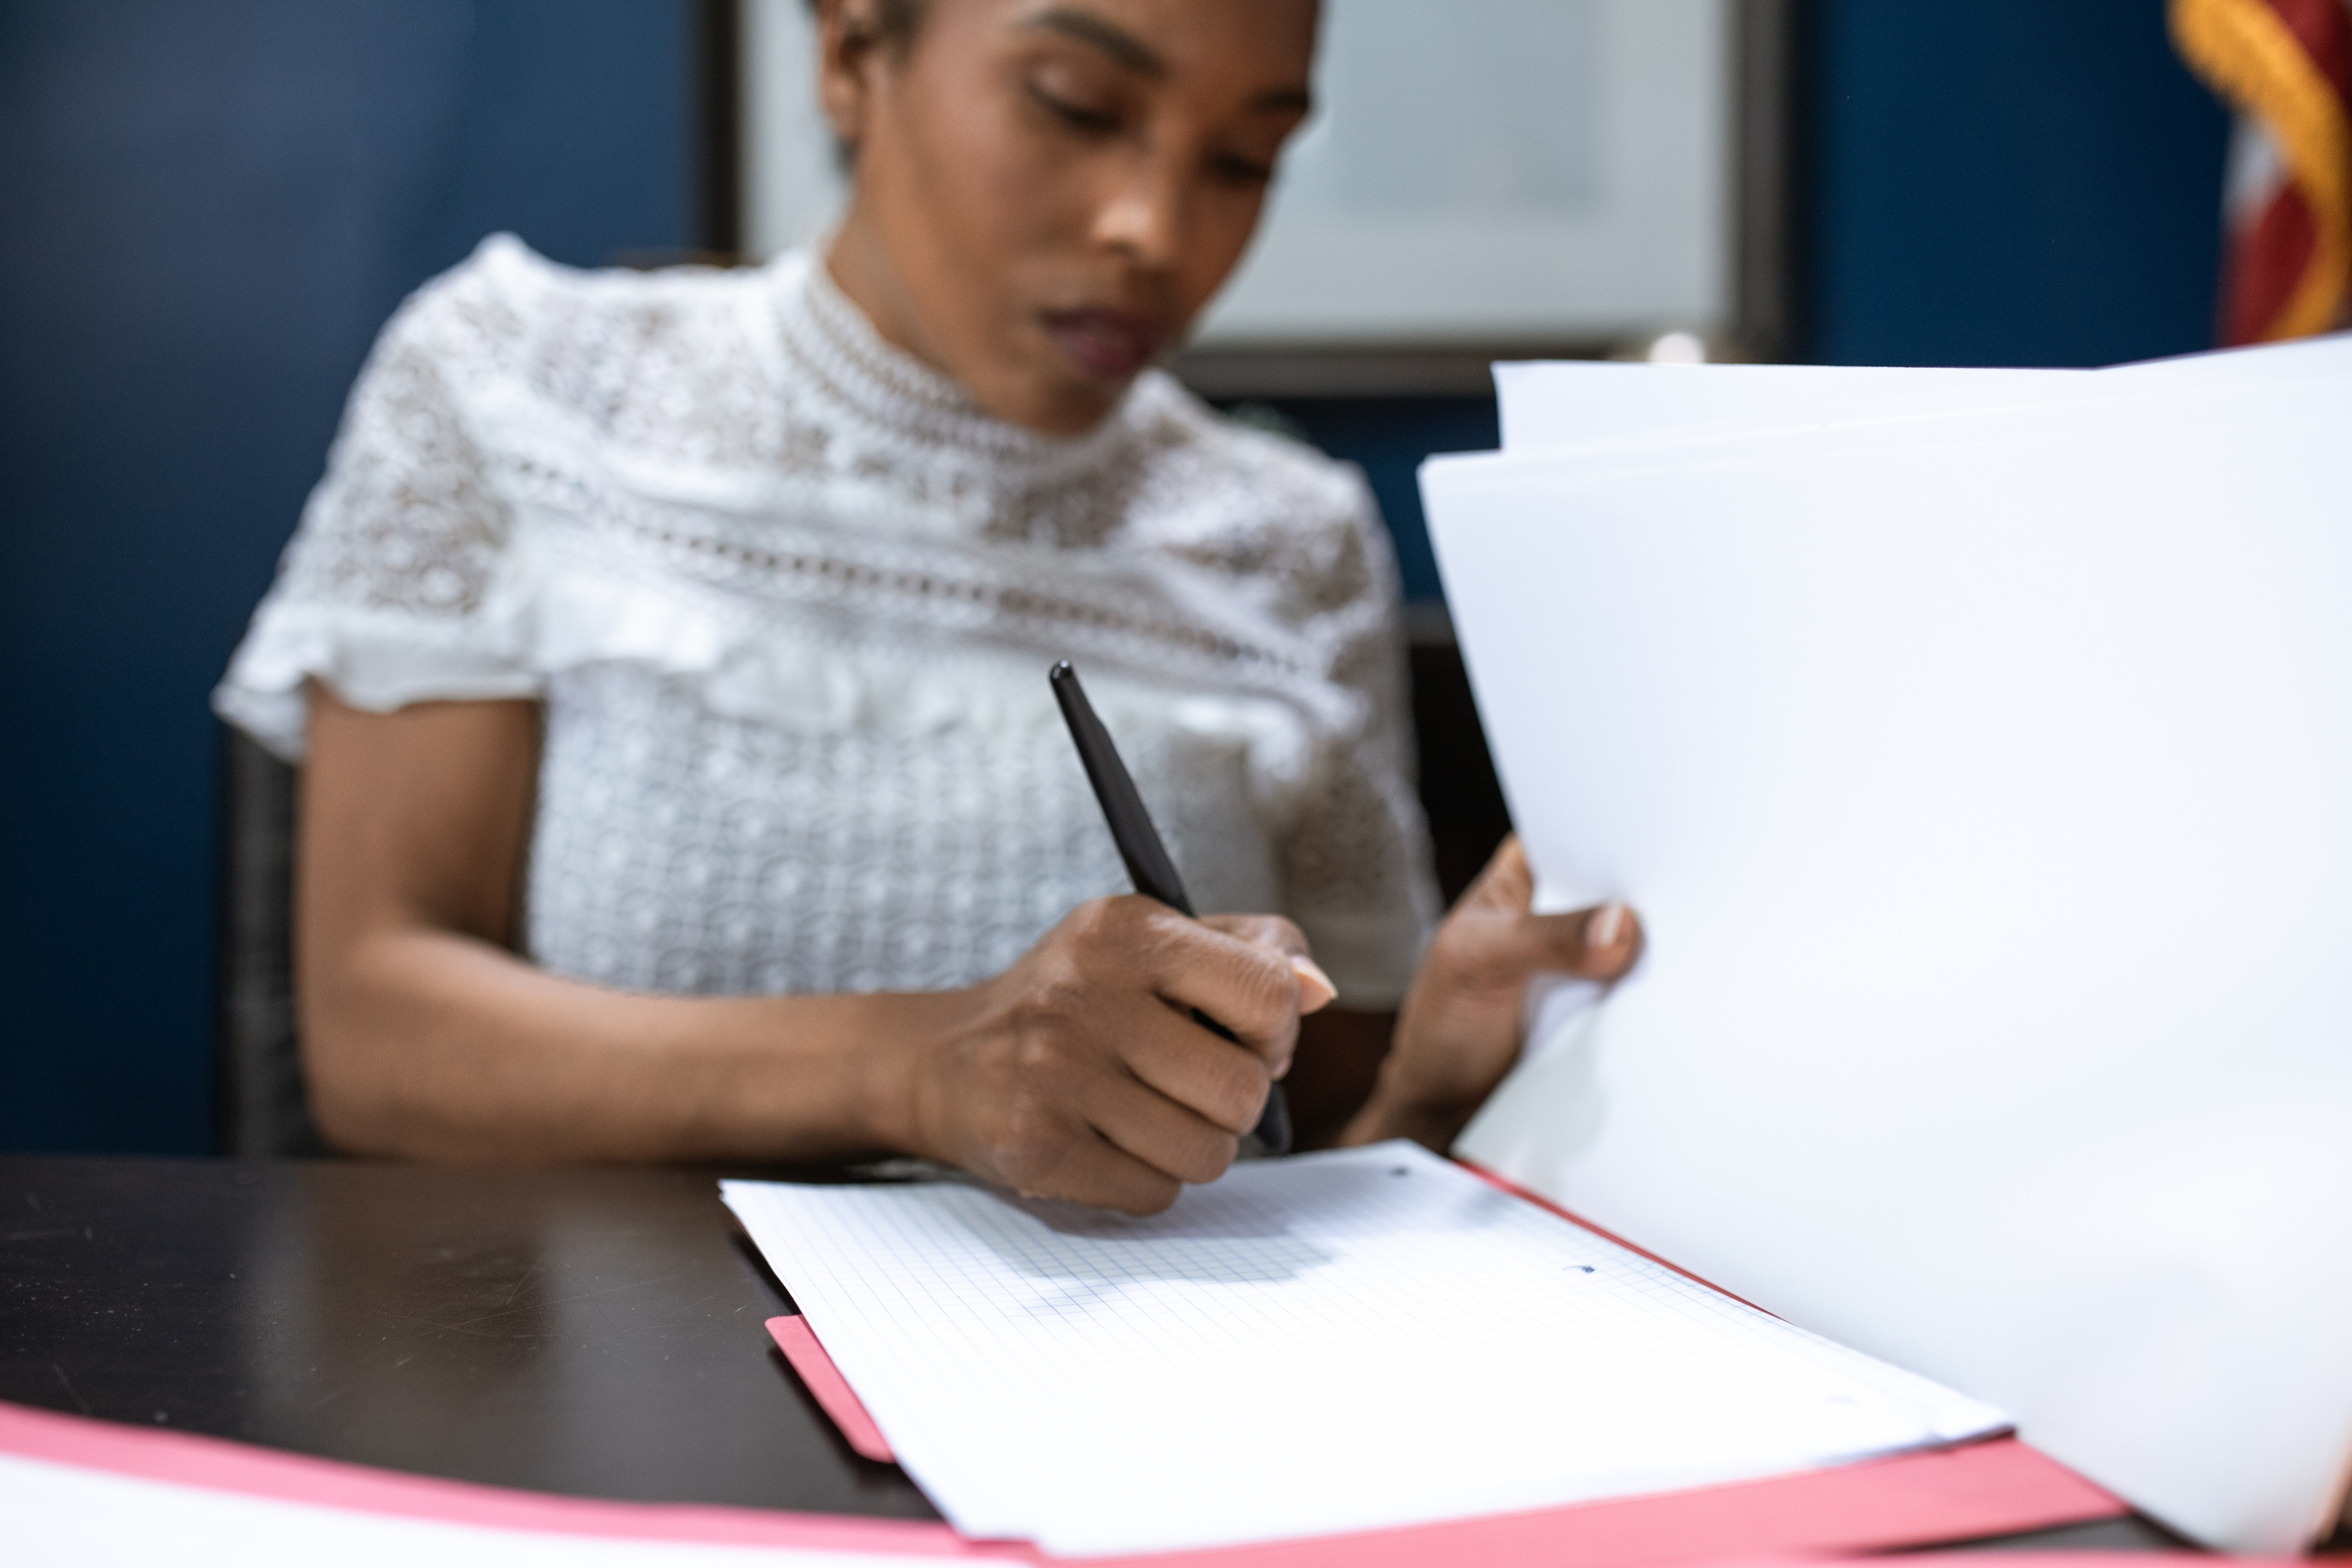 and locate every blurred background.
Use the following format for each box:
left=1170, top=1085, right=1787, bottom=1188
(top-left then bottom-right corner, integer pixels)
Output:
left=0, top=0, right=2231, bottom=1155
